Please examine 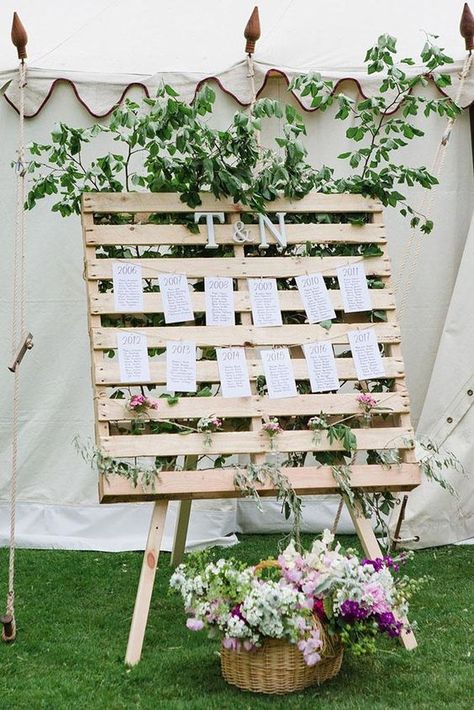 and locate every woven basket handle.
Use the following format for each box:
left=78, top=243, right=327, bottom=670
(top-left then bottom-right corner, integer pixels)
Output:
left=253, top=559, right=281, bottom=576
